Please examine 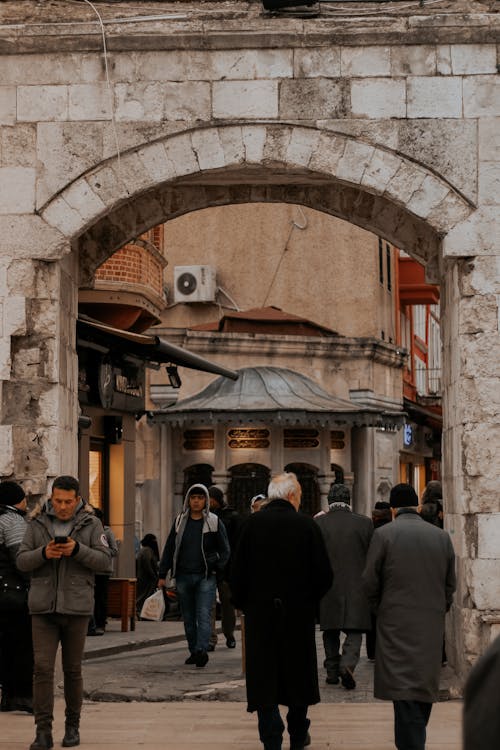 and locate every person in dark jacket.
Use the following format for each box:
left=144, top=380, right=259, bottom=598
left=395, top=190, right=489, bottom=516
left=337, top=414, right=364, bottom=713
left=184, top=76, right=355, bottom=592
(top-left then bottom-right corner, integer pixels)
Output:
left=17, top=475, right=112, bottom=750
left=231, top=472, right=333, bottom=750
left=0, top=480, right=33, bottom=714
left=362, top=483, right=456, bottom=750
left=316, top=483, right=373, bottom=690
left=136, top=533, right=160, bottom=617
left=87, top=507, right=119, bottom=636
left=366, top=500, right=392, bottom=660
left=208, top=485, right=242, bottom=650
left=158, top=484, right=229, bottom=668
left=463, top=632, right=500, bottom=750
